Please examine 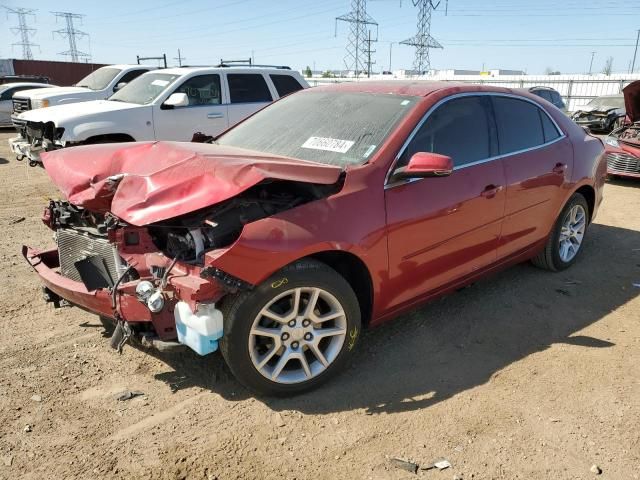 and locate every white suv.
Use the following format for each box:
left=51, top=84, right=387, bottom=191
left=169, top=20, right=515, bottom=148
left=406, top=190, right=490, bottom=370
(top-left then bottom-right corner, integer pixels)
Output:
left=11, top=65, right=152, bottom=117
left=10, top=66, right=308, bottom=165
